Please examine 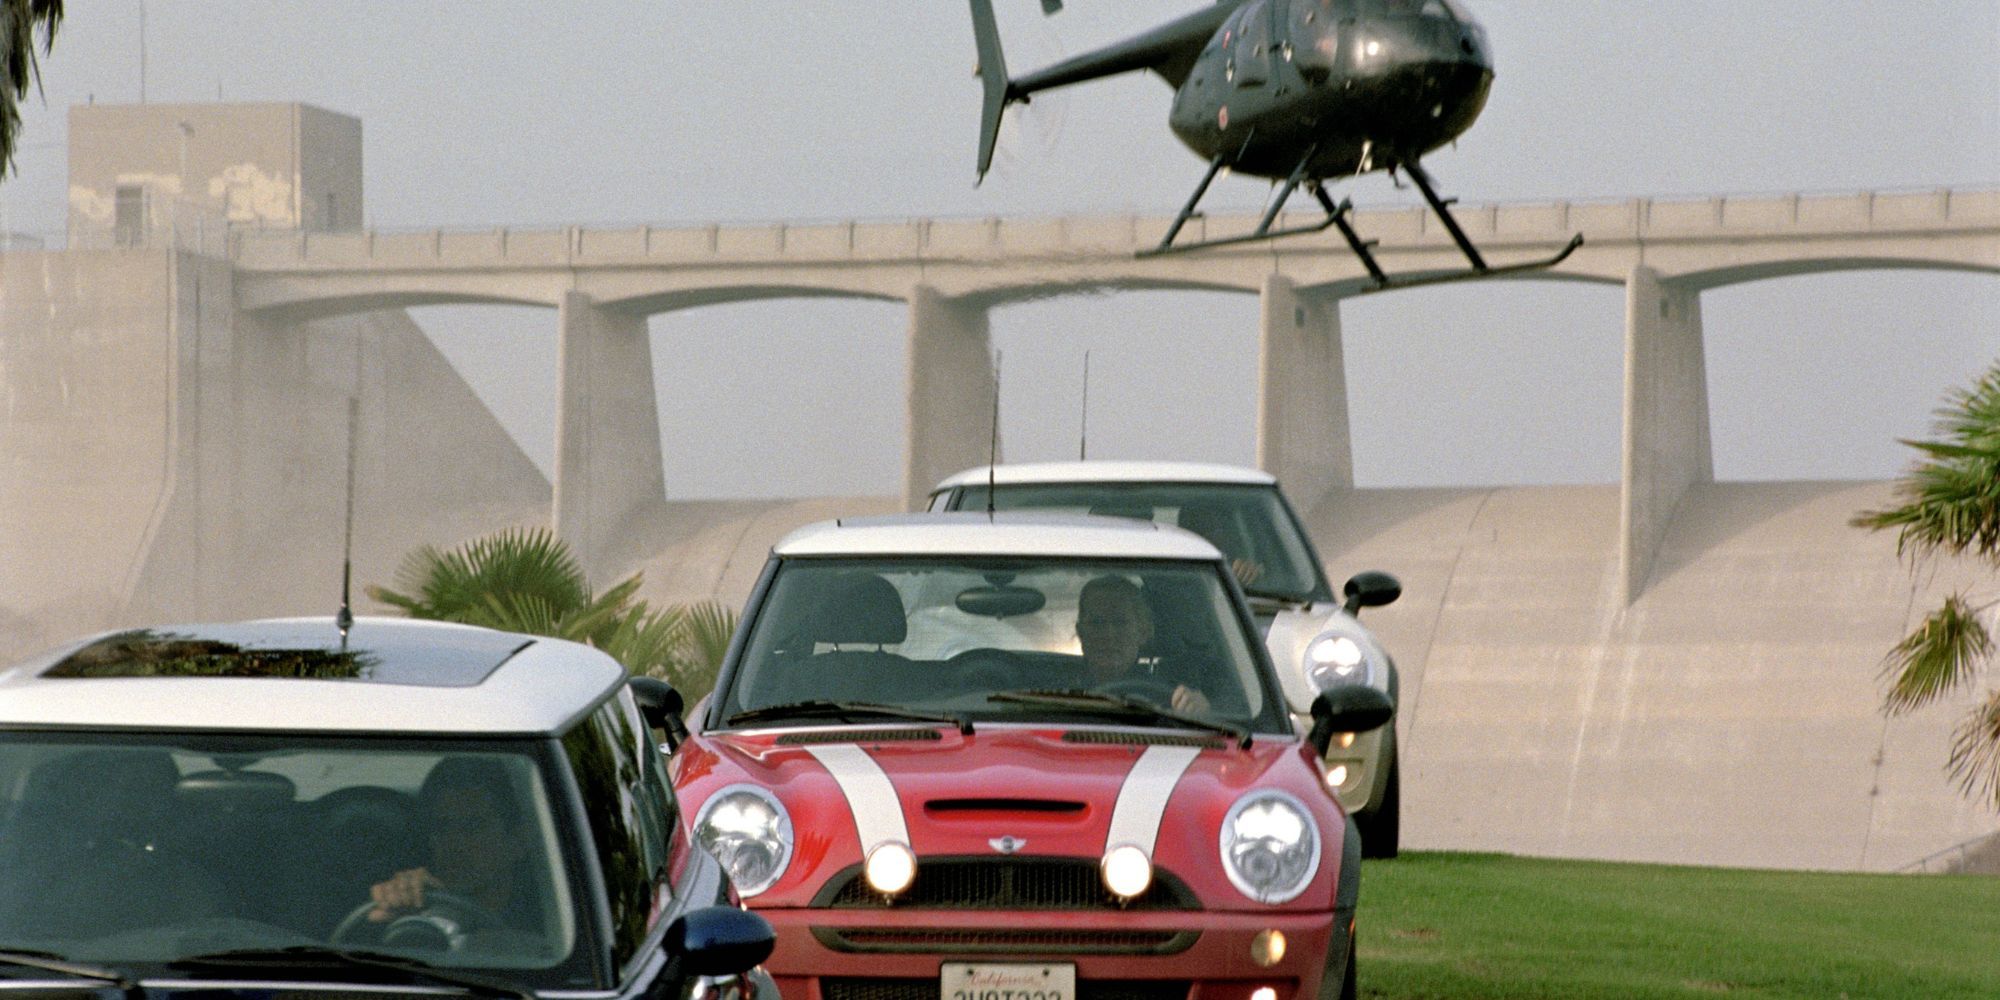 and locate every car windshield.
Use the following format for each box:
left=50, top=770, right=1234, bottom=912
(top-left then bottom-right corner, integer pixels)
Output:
left=718, top=557, right=1288, bottom=733
left=0, top=734, right=589, bottom=984
left=945, top=483, right=1333, bottom=603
